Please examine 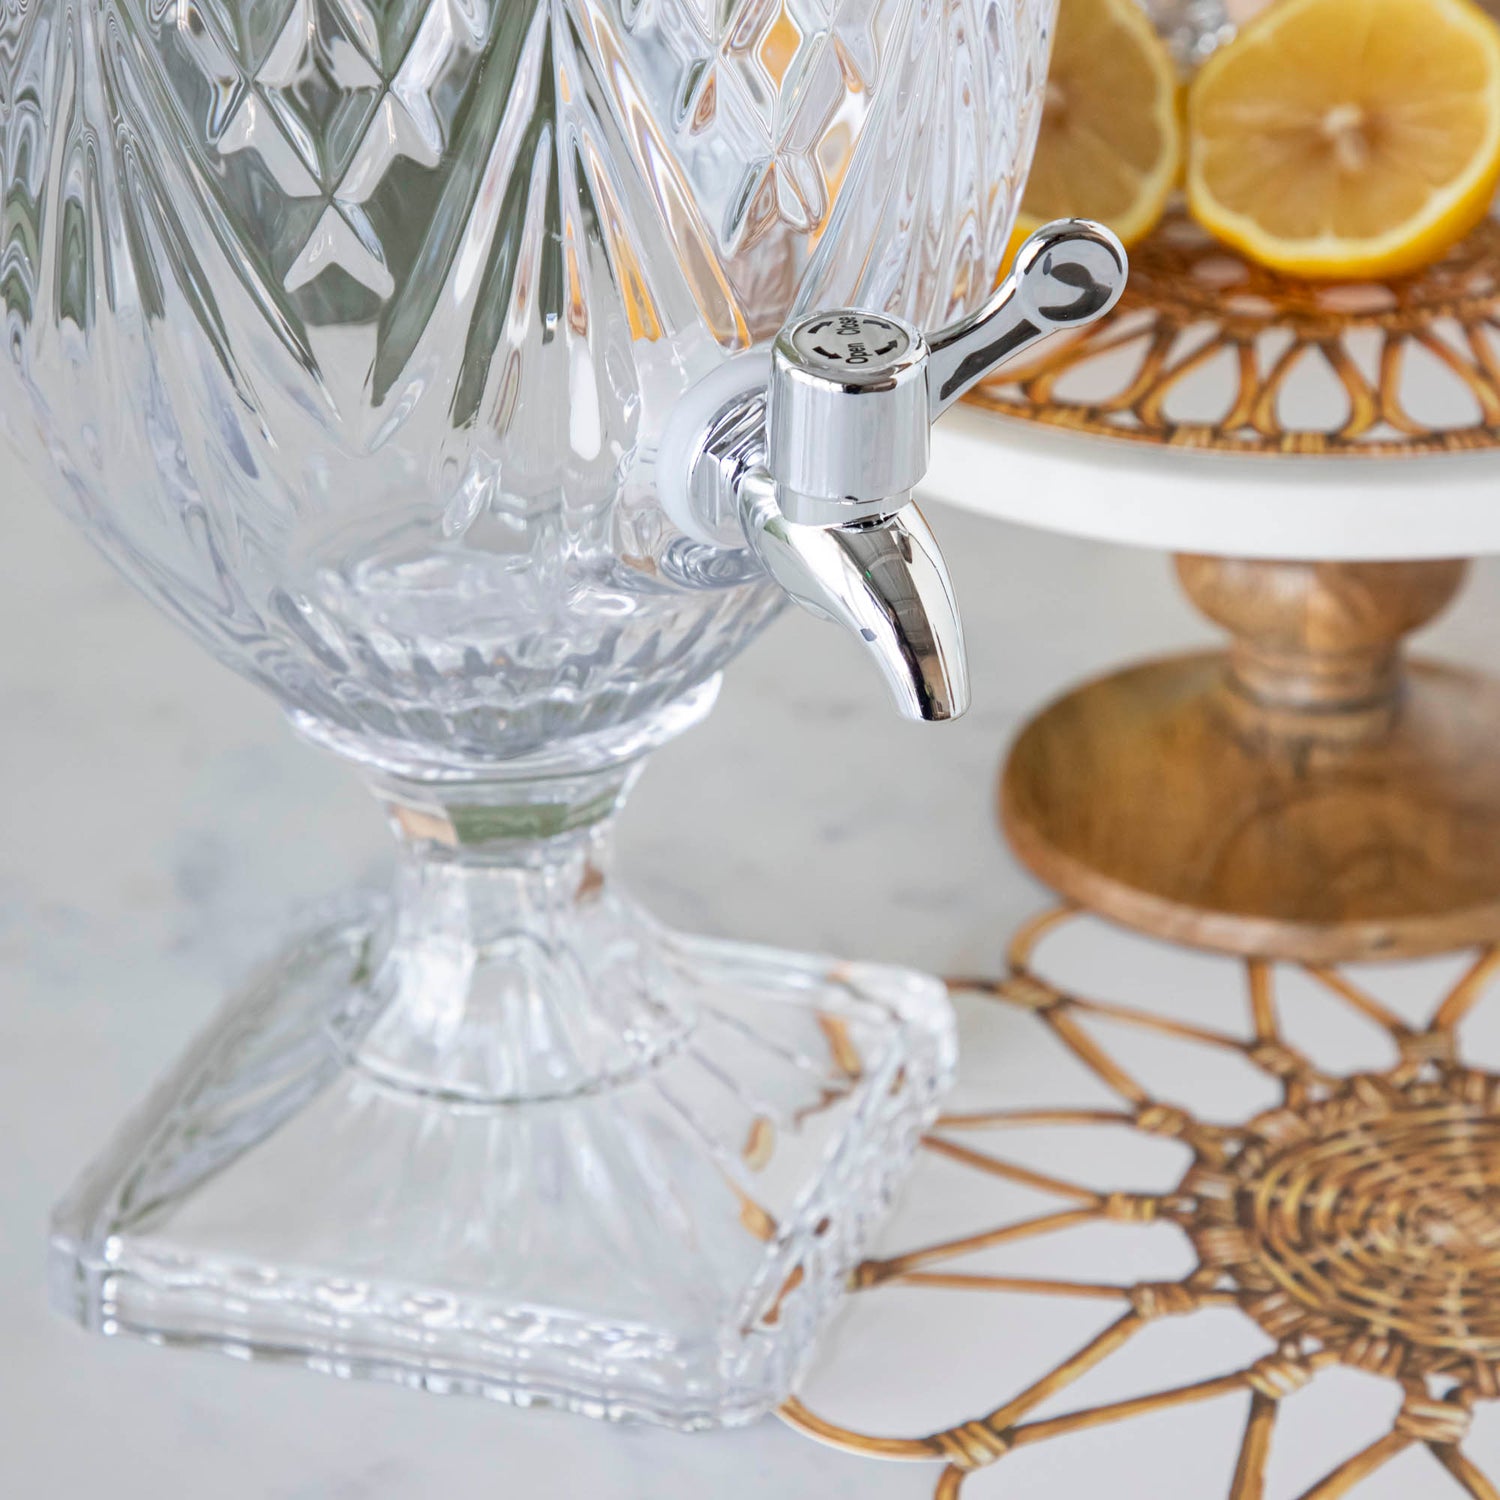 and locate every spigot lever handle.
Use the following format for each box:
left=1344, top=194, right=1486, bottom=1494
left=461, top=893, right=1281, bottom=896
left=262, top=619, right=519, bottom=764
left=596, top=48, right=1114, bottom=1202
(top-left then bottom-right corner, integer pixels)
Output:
left=926, top=219, right=1127, bottom=418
